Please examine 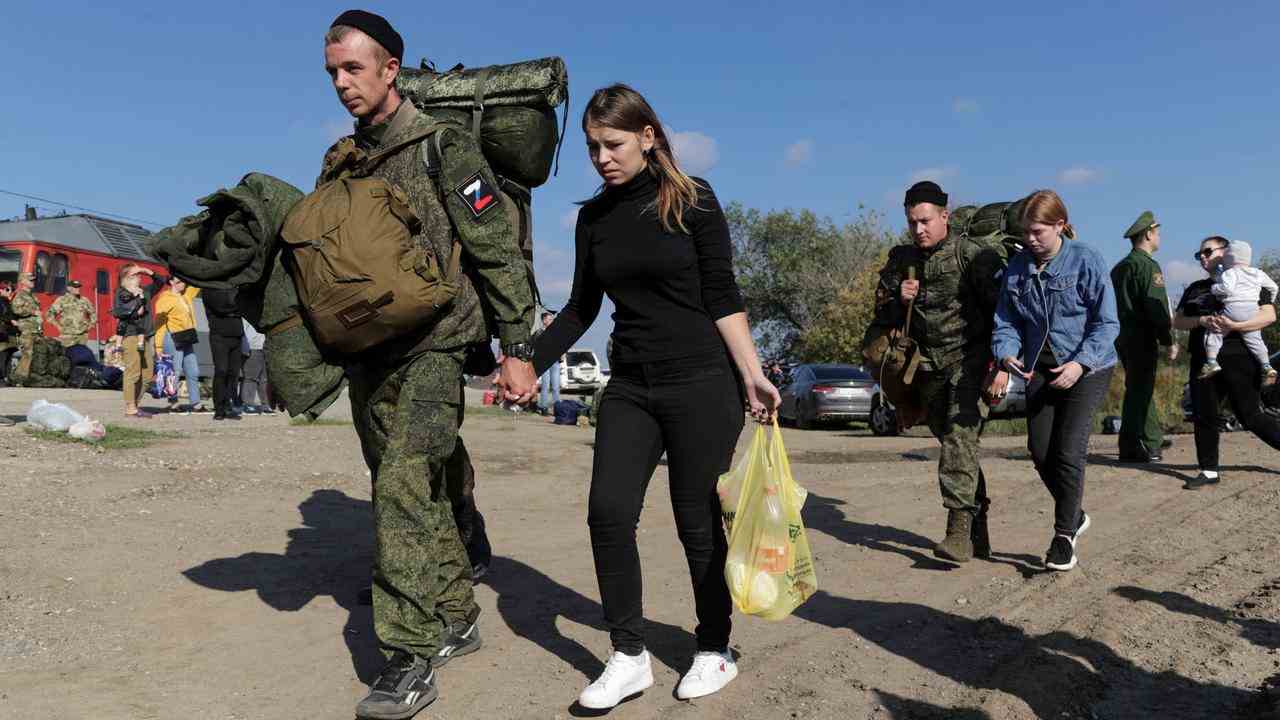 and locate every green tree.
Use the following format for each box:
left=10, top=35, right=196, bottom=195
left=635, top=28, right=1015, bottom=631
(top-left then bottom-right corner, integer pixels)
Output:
left=725, top=202, right=897, bottom=359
